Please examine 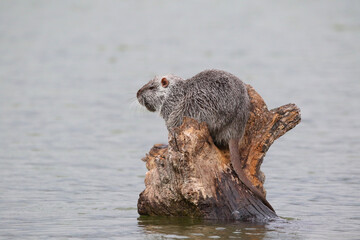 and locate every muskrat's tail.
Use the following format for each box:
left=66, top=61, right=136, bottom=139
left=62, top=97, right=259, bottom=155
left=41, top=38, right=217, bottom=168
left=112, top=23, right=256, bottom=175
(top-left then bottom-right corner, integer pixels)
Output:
left=229, top=138, right=276, bottom=213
